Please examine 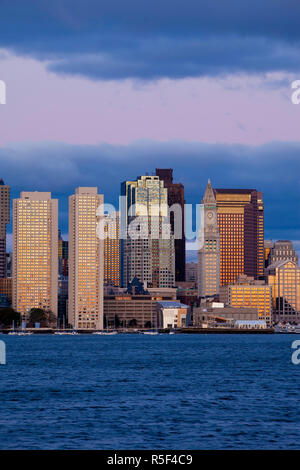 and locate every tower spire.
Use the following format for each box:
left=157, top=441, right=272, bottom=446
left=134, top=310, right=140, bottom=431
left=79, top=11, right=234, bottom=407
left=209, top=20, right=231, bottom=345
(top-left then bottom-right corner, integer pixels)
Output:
left=202, top=178, right=216, bottom=204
